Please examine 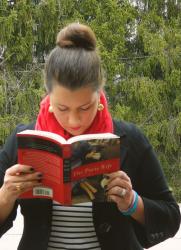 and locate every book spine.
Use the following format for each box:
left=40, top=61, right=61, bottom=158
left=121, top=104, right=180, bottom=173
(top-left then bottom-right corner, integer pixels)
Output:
left=62, top=145, right=72, bottom=205
left=63, top=145, right=72, bottom=182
